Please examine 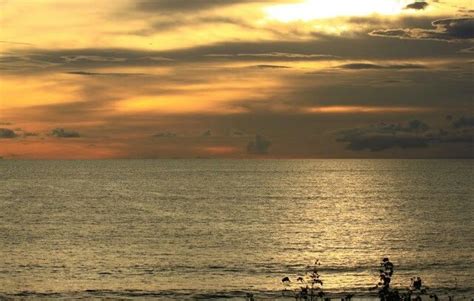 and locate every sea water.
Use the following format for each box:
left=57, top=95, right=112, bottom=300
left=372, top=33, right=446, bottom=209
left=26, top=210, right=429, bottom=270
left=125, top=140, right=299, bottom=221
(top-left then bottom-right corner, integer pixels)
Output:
left=0, top=160, right=473, bottom=299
